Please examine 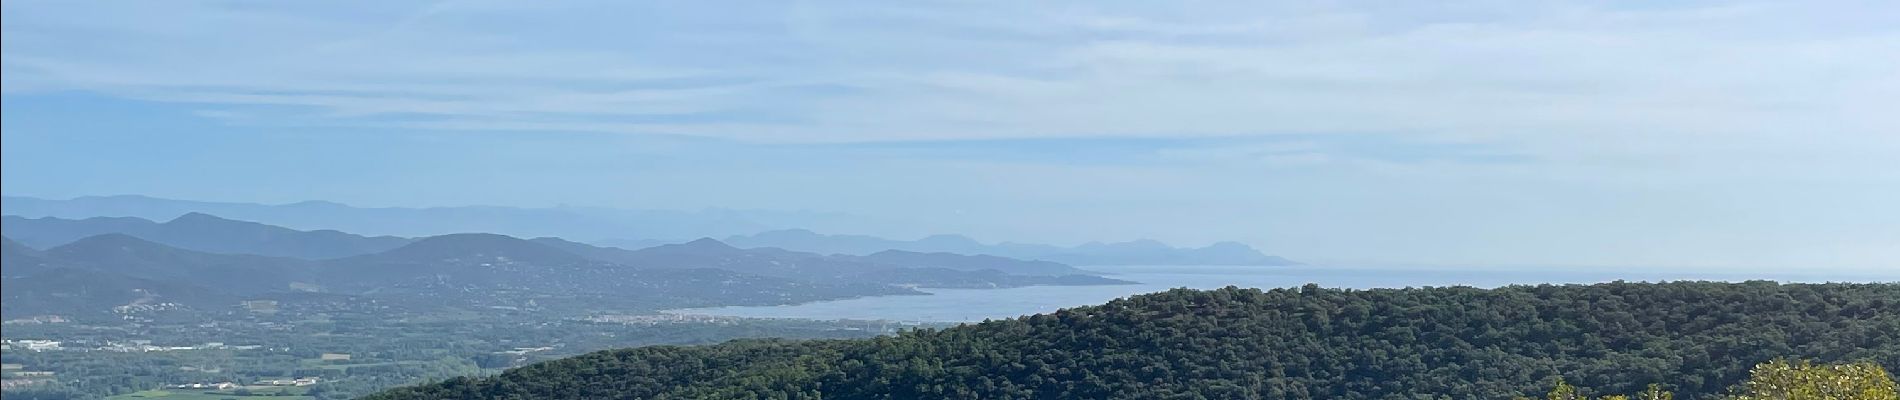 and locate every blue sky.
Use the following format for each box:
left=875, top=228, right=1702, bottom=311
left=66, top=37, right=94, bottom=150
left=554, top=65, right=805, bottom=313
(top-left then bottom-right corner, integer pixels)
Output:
left=4, top=1, right=1897, bottom=271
